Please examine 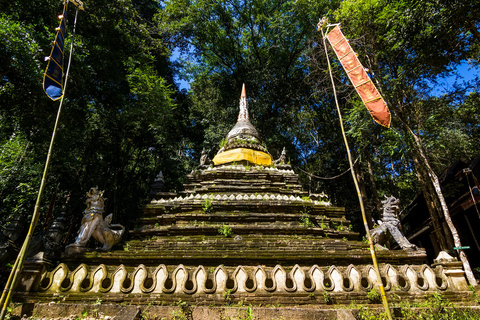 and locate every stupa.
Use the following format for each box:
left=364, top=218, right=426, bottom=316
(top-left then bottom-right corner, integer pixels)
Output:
left=14, top=85, right=473, bottom=319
